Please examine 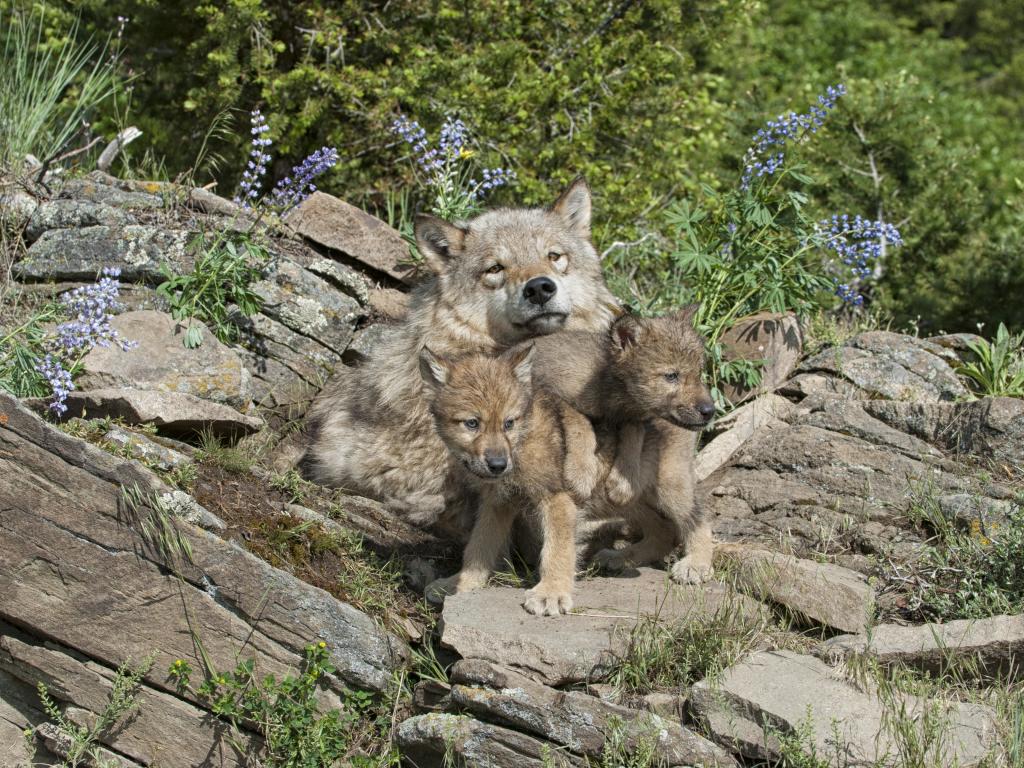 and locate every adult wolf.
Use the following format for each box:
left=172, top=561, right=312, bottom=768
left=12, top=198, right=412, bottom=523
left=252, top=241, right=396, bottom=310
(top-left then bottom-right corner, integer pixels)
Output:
left=300, top=178, right=619, bottom=523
